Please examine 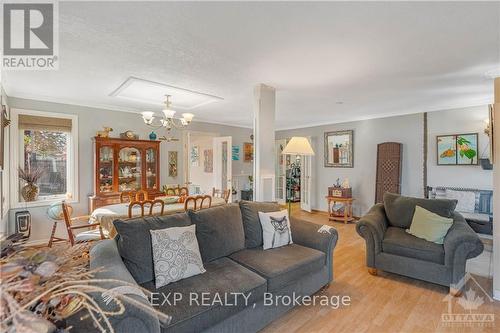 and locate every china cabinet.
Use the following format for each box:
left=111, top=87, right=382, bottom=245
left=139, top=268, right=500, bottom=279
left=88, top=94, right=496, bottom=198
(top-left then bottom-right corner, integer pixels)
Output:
left=89, top=137, right=161, bottom=211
